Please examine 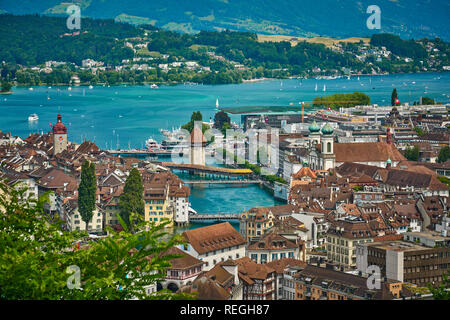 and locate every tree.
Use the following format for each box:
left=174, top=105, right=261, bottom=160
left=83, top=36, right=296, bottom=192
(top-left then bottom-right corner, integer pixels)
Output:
left=0, top=183, right=194, bottom=300
left=438, top=146, right=450, bottom=163
left=404, top=145, right=420, bottom=161
left=221, top=122, right=232, bottom=136
left=119, top=168, right=145, bottom=229
left=391, top=88, right=399, bottom=106
left=427, top=271, right=450, bottom=300
left=1, top=81, right=12, bottom=93
left=214, top=111, right=230, bottom=130
left=78, top=161, right=97, bottom=232
left=421, top=97, right=435, bottom=105
left=414, top=126, right=425, bottom=136
left=181, top=111, right=209, bottom=133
